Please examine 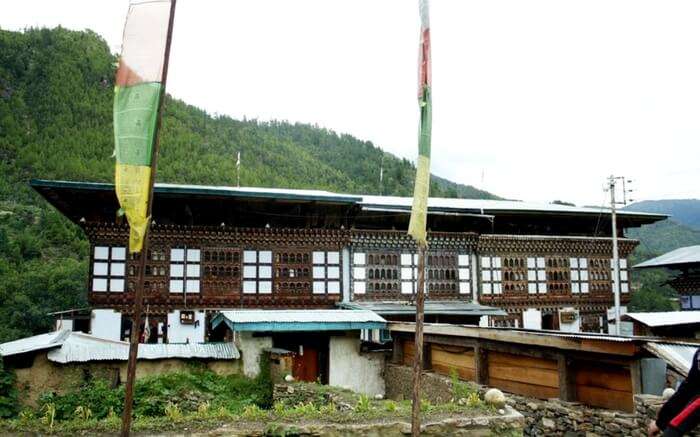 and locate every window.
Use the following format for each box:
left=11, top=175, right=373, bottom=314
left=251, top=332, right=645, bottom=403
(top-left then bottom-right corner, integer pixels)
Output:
left=400, top=253, right=419, bottom=295
left=481, top=256, right=502, bottom=295
left=352, top=252, right=367, bottom=295
left=169, top=248, right=201, bottom=293
left=312, top=251, right=340, bottom=294
left=458, top=254, right=471, bottom=295
left=92, top=246, right=126, bottom=292
left=569, top=257, right=589, bottom=294
left=611, top=258, right=630, bottom=294
left=242, top=250, right=272, bottom=294
left=527, top=257, right=547, bottom=294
